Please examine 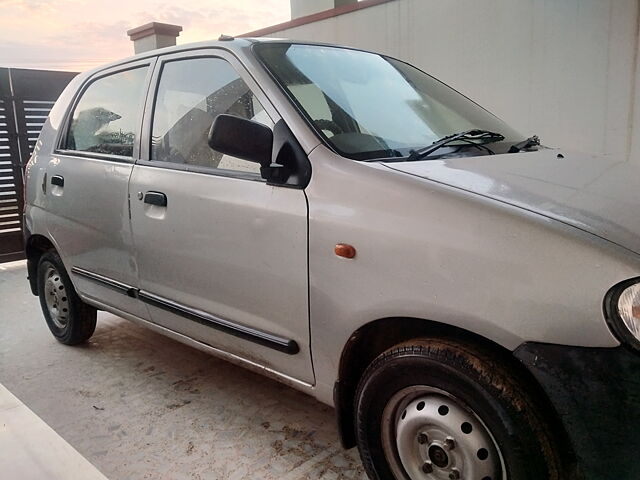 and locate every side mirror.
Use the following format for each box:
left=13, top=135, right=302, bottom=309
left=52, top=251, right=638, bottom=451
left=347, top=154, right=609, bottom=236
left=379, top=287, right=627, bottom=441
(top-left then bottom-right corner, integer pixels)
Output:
left=208, top=115, right=311, bottom=188
left=208, top=114, right=273, bottom=167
